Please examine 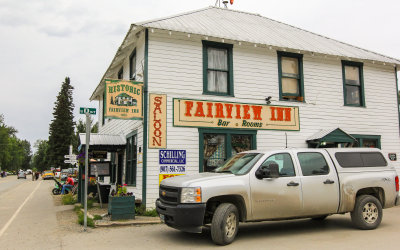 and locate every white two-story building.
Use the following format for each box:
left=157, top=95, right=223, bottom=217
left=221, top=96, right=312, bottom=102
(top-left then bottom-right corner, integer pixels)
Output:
left=88, top=6, right=400, bottom=208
